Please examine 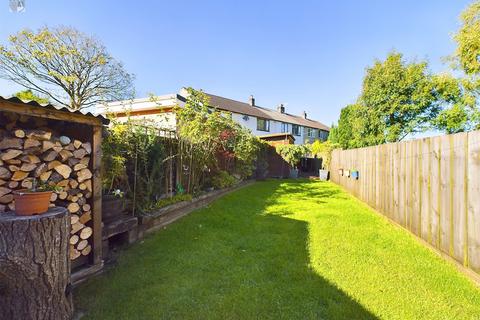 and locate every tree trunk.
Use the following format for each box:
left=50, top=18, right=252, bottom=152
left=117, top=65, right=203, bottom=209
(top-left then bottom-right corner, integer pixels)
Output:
left=0, top=207, right=73, bottom=320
